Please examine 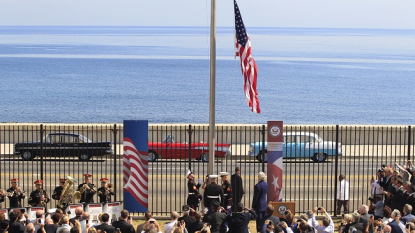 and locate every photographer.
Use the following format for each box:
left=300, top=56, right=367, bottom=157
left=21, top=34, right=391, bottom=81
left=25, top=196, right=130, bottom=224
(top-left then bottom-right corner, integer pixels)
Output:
left=142, top=218, right=161, bottom=233
left=371, top=197, right=385, bottom=219
left=310, top=207, right=334, bottom=233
